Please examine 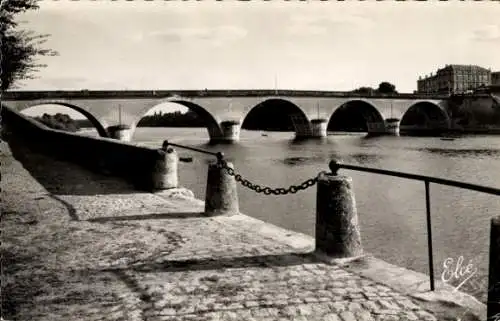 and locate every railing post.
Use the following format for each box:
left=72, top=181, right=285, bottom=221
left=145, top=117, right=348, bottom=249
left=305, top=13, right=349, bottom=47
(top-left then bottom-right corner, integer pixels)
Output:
left=315, top=161, right=363, bottom=258
left=151, top=144, right=178, bottom=190
left=487, top=216, right=500, bottom=320
left=424, top=181, right=436, bottom=291
left=204, top=153, right=239, bottom=216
